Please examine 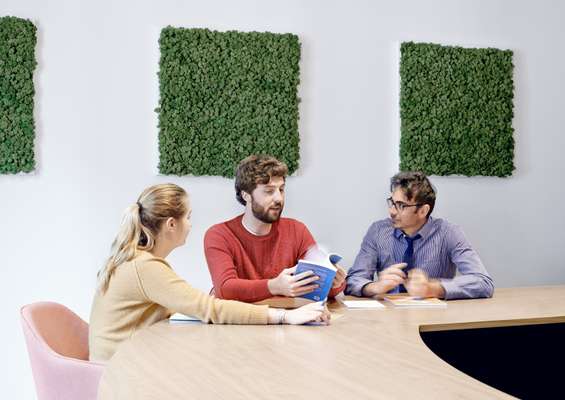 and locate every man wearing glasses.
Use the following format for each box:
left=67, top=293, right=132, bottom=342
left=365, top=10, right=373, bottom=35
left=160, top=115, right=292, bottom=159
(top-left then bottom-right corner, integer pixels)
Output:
left=345, top=171, right=494, bottom=299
